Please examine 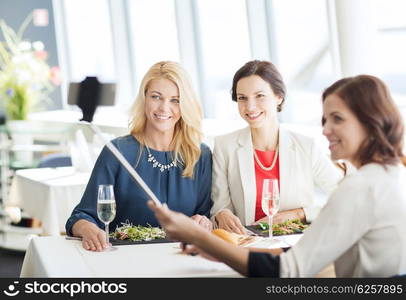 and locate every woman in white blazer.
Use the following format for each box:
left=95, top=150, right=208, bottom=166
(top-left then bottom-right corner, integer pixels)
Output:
left=211, top=60, right=342, bottom=233
left=149, top=74, right=406, bottom=277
